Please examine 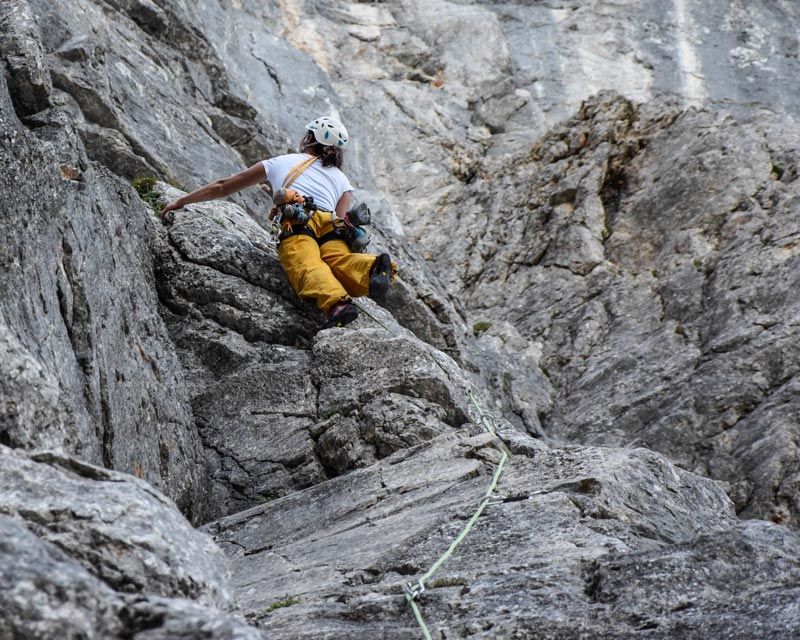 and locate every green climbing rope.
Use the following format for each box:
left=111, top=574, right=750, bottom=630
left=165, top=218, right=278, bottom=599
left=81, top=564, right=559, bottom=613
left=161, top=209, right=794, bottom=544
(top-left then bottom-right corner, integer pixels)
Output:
left=351, top=299, right=515, bottom=640
left=404, top=449, right=508, bottom=593
left=403, top=417, right=509, bottom=638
